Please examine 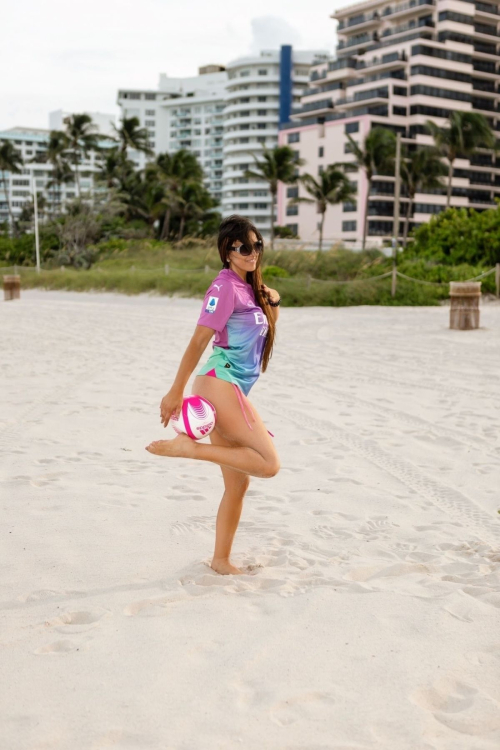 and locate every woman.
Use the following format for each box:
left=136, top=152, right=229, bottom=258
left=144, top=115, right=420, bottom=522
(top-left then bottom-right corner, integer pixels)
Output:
left=146, top=215, right=281, bottom=576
